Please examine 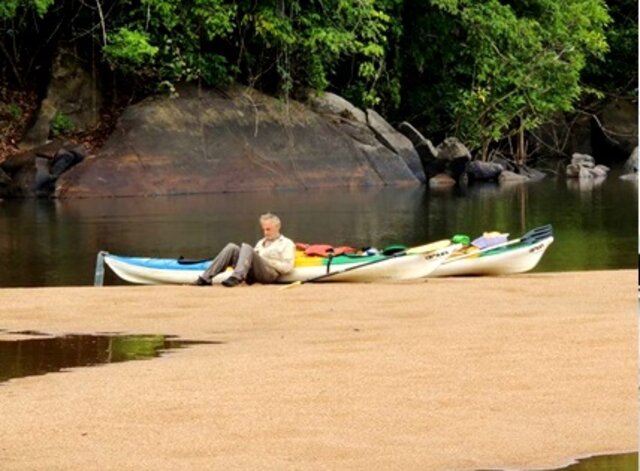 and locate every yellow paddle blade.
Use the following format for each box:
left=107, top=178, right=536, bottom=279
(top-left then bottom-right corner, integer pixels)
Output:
left=406, top=239, right=451, bottom=255
left=278, top=280, right=302, bottom=291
